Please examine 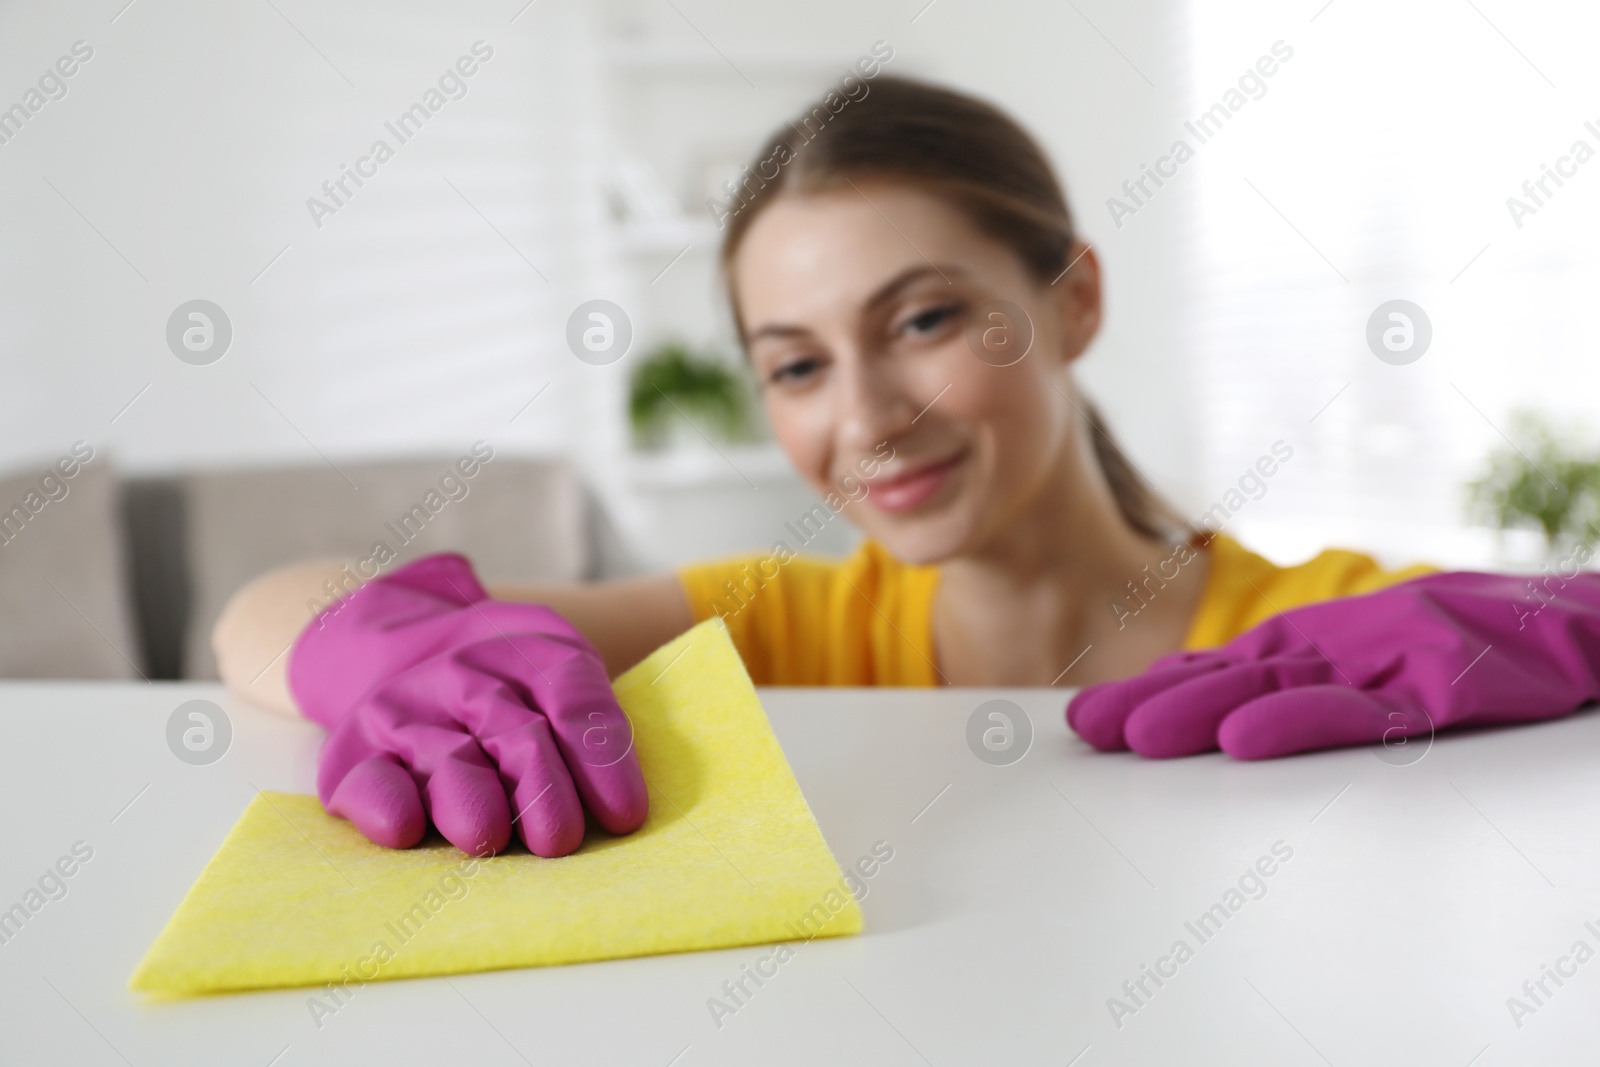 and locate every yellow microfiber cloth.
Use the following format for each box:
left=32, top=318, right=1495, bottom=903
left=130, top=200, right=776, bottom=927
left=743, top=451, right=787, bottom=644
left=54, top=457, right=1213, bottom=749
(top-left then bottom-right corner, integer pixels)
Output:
left=130, top=617, right=861, bottom=996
